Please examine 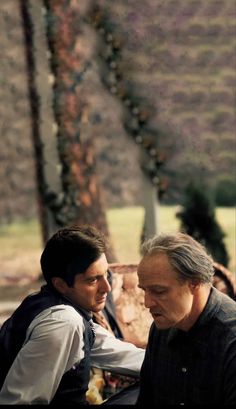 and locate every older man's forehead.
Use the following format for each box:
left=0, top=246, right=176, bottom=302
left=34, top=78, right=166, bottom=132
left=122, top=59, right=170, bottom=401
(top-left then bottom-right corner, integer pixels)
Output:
left=138, top=252, right=171, bottom=271
left=137, top=254, right=180, bottom=284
